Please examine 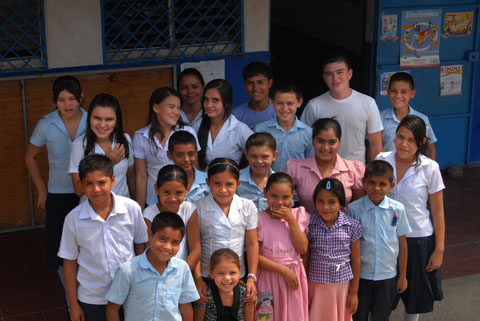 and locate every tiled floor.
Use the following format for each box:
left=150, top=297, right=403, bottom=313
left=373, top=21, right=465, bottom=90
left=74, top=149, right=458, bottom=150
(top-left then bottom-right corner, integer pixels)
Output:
left=0, top=167, right=479, bottom=320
